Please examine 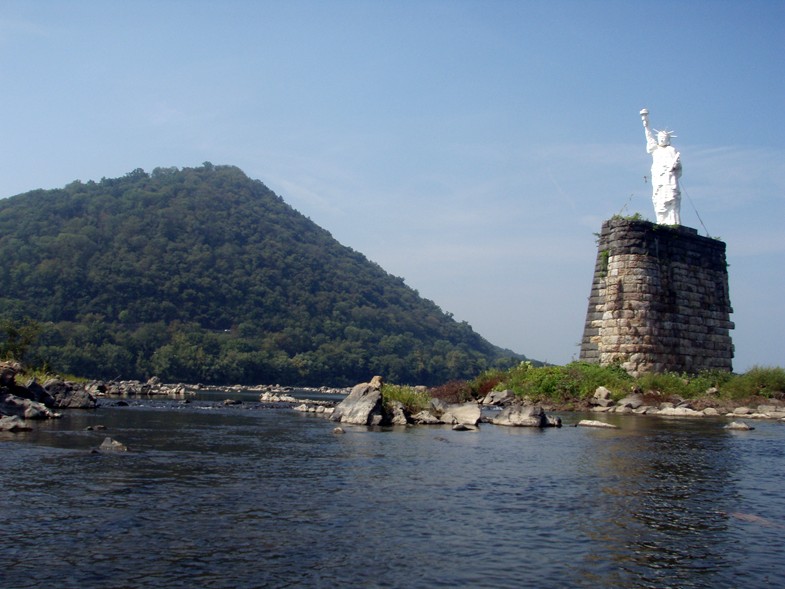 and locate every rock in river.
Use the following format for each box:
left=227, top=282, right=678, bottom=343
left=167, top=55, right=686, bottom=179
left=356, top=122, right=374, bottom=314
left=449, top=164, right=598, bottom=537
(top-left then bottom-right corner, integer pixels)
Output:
left=330, top=380, right=384, bottom=426
left=491, top=405, right=561, bottom=428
